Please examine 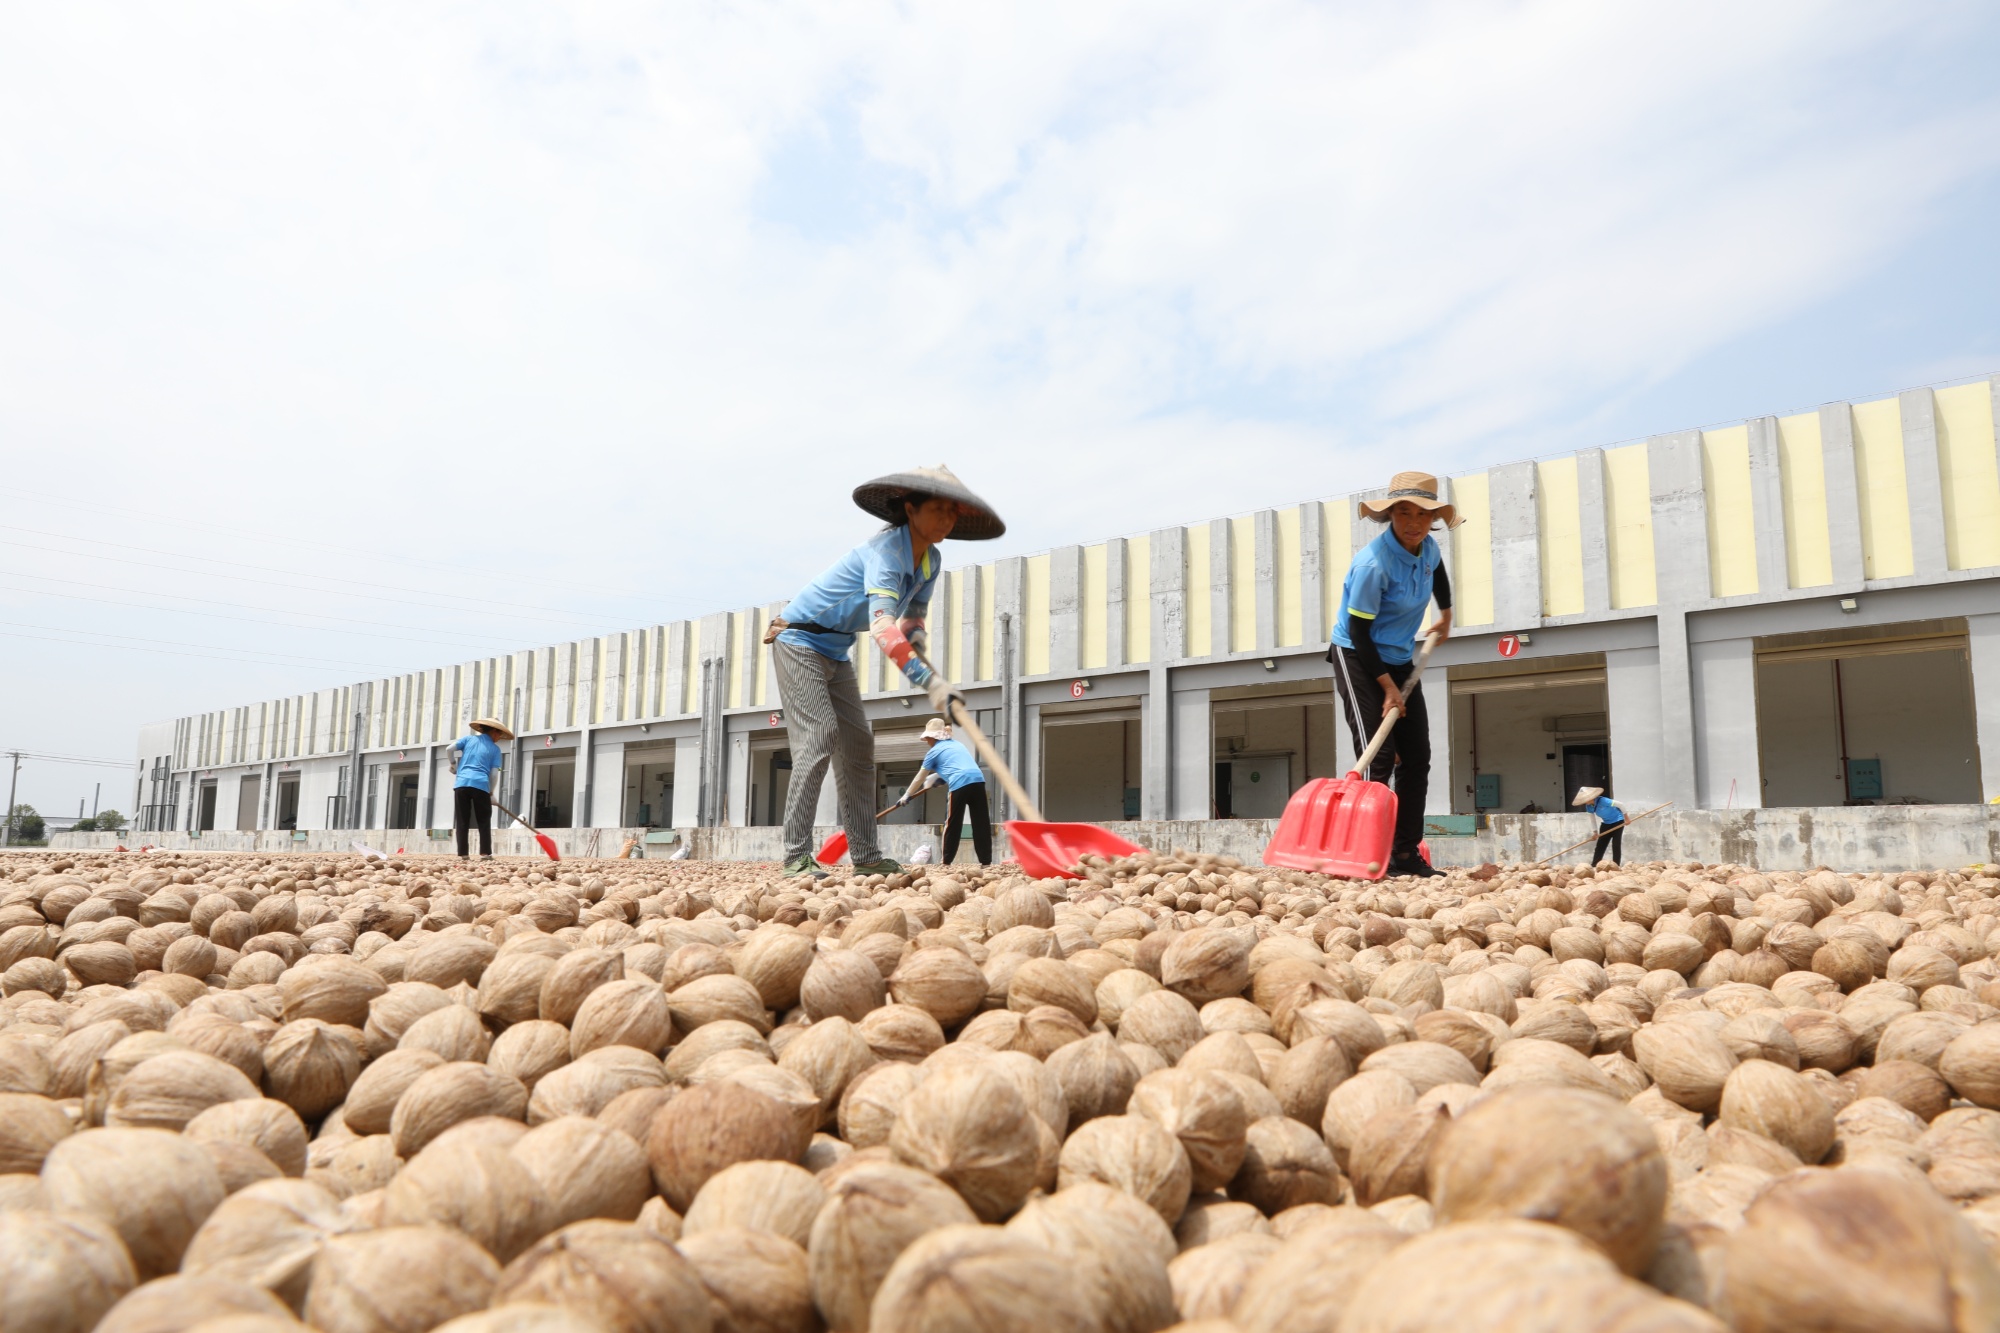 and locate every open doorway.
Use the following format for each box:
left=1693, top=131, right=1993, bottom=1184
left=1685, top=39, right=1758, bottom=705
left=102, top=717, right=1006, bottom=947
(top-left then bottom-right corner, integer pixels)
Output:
left=1447, top=653, right=1609, bottom=814
left=623, top=746, right=675, bottom=827
left=236, top=776, right=261, bottom=831
left=533, top=749, right=576, bottom=828
left=275, top=774, right=299, bottom=830
left=1042, top=704, right=1141, bottom=821
left=386, top=764, right=420, bottom=829
left=196, top=781, right=218, bottom=832
left=1757, top=619, right=1980, bottom=806
left=1210, top=685, right=1337, bottom=819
